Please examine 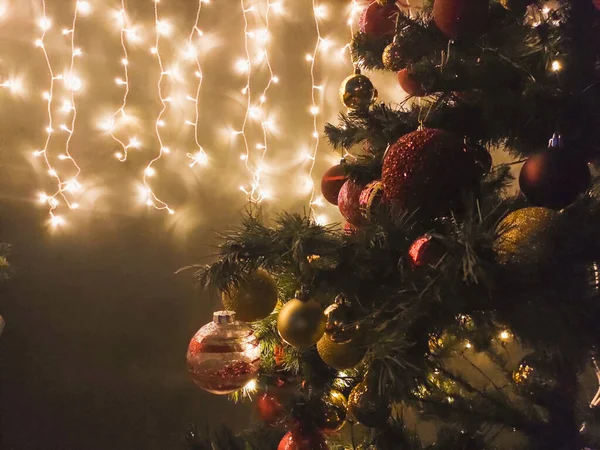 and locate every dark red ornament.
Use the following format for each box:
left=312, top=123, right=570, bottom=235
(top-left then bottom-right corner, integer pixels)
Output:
left=321, top=164, right=348, bottom=206
left=338, top=180, right=368, bottom=227
left=257, top=392, right=284, bottom=424
left=278, top=429, right=329, bottom=450
left=397, top=69, right=426, bottom=97
left=594, top=0, right=600, bottom=10
left=359, top=180, right=386, bottom=221
left=519, top=149, right=591, bottom=210
left=343, top=222, right=359, bottom=236
left=408, top=234, right=445, bottom=267
left=382, top=128, right=476, bottom=216
left=433, top=0, right=489, bottom=40
left=359, top=1, right=400, bottom=38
